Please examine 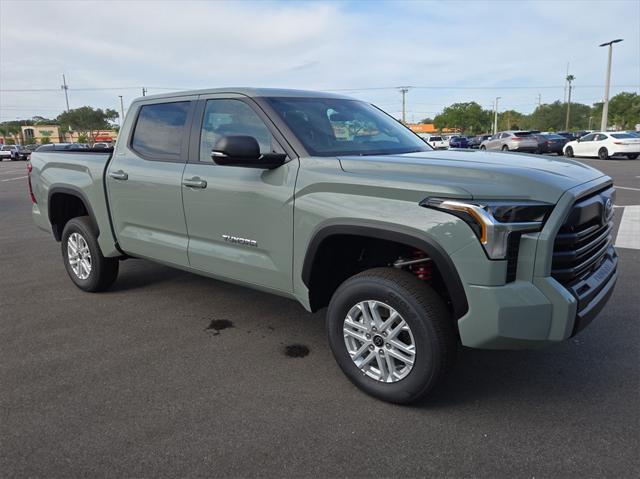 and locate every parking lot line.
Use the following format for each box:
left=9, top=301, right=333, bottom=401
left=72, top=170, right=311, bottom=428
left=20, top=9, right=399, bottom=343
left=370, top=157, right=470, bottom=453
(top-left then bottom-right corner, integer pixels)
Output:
left=615, top=205, right=640, bottom=250
left=1, top=175, right=27, bottom=182
left=615, top=186, right=640, bottom=192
